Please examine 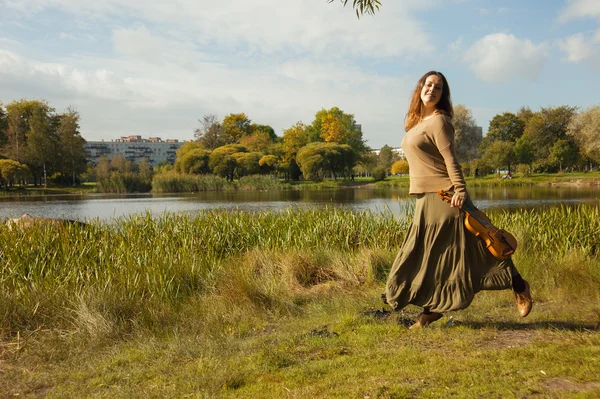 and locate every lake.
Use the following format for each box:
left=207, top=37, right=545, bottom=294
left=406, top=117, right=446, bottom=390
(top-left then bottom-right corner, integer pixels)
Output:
left=0, top=185, right=599, bottom=223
